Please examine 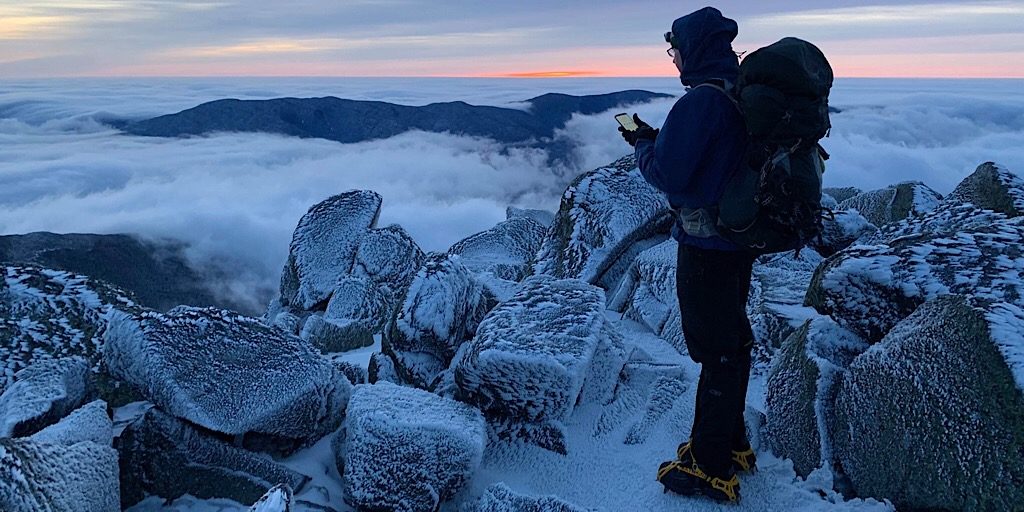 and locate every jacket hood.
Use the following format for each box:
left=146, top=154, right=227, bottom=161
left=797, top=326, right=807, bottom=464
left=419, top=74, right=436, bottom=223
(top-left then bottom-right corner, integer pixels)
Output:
left=670, top=7, right=740, bottom=87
